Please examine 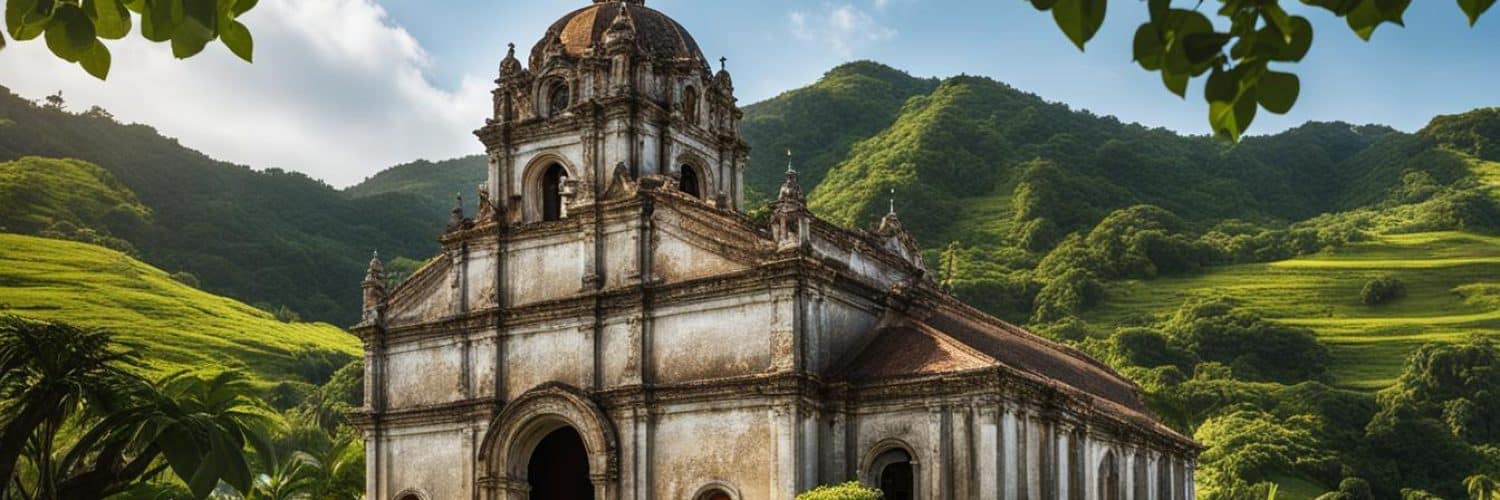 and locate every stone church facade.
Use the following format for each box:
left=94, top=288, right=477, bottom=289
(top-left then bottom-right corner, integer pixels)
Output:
left=351, top=1, right=1199, bottom=499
